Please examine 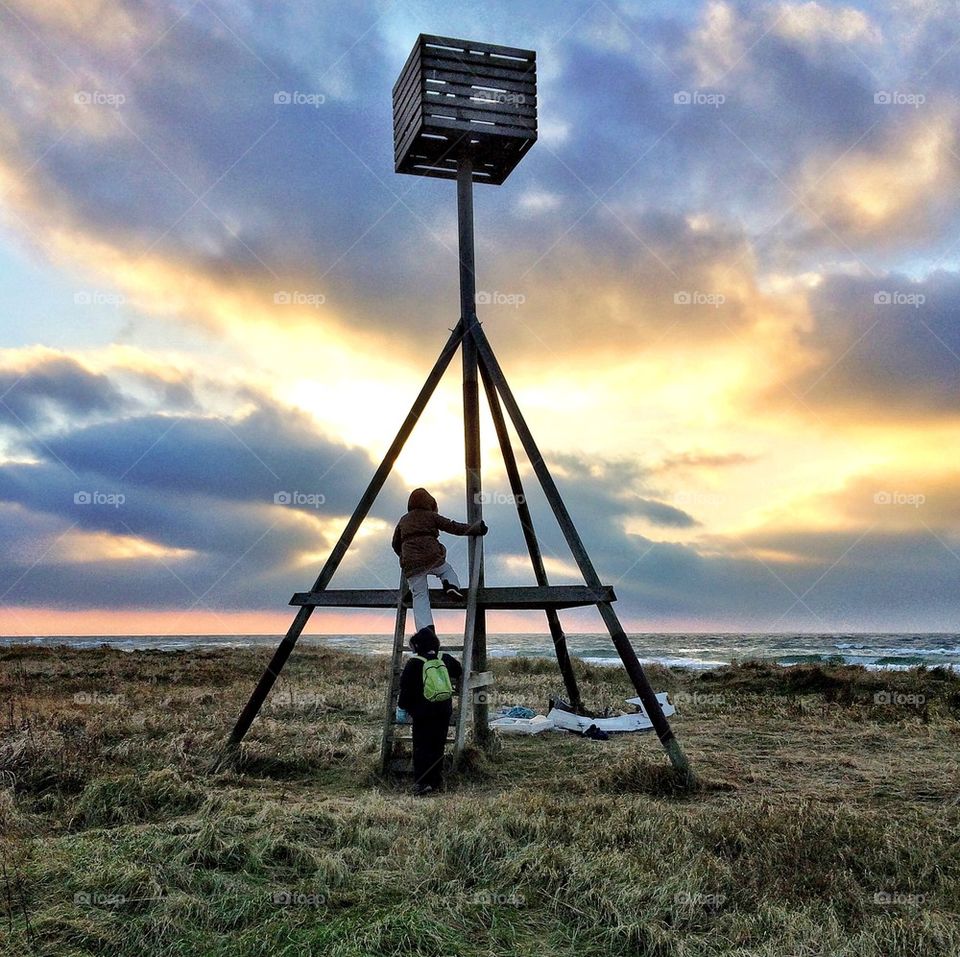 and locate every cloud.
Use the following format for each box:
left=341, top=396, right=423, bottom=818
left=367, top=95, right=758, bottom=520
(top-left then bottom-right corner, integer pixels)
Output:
left=478, top=451, right=960, bottom=630
left=773, top=2, right=882, bottom=47
left=795, top=115, right=960, bottom=247
left=0, top=0, right=889, bottom=344
left=0, top=351, right=414, bottom=610
left=776, top=269, right=960, bottom=418
left=657, top=450, right=758, bottom=471
left=0, top=355, right=123, bottom=427
left=635, top=497, right=700, bottom=528
left=515, top=188, right=563, bottom=214
left=0, top=349, right=956, bottom=630
left=42, top=405, right=390, bottom=511
left=687, top=0, right=751, bottom=86
left=0, top=0, right=954, bottom=371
